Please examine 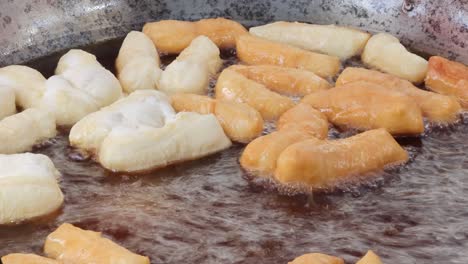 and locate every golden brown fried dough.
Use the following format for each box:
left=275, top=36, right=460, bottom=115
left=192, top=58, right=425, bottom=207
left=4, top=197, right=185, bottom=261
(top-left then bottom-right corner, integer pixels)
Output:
left=288, top=253, right=344, bottom=264
left=240, top=130, right=315, bottom=176
left=236, top=34, right=340, bottom=78
left=1, top=253, right=60, bottom=264
left=44, top=223, right=150, bottom=264
left=195, top=18, right=248, bottom=49
left=215, top=69, right=295, bottom=120
left=240, top=104, right=328, bottom=175
left=142, top=18, right=247, bottom=54
left=230, top=65, right=331, bottom=96
left=171, top=93, right=216, bottom=114
left=277, top=103, right=328, bottom=139
left=425, top=56, right=468, bottom=108
left=356, top=250, right=382, bottom=264
left=215, top=101, right=264, bottom=143
left=275, top=128, right=408, bottom=189
left=171, top=93, right=264, bottom=143
left=250, top=21, right=370, bottom=60
left=336, top=67, right=461, bottom=123
left=302, top=81, right=424, bottom=135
